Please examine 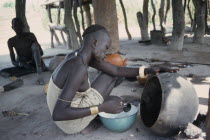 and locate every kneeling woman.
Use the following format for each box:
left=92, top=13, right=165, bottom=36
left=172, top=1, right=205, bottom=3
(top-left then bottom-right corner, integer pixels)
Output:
left=47, top=25, right=175, bottom=134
